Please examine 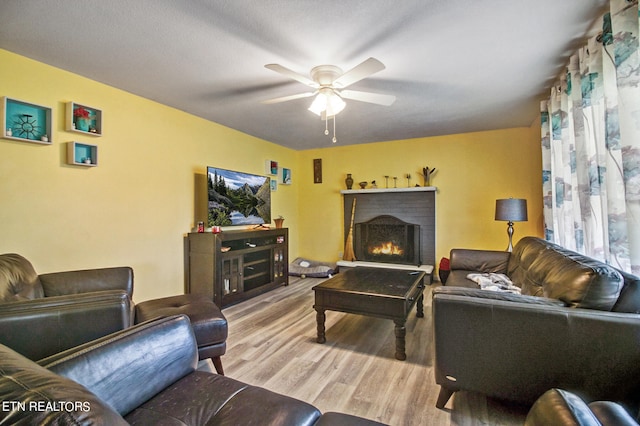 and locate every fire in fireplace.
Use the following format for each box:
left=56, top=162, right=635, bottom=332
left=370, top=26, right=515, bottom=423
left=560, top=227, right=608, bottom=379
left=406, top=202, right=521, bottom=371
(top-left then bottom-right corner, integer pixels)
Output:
left=354, top=215, right=421, bottom=265
left=370, top=241, right=404, bottom=256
